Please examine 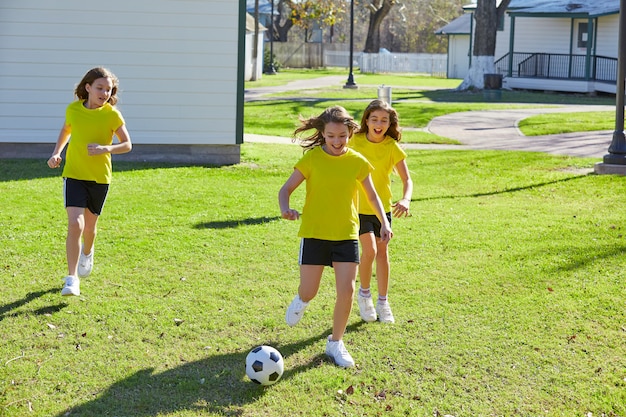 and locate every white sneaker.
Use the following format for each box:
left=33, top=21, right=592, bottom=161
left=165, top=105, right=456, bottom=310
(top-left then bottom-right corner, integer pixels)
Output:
left=286, top=295, right=308, bottom=326
left=77, top=248, right=93, bottom=278
left=376, top=302, right=395, bottom=323
left=61, top=275, right=80, bottom=296
left=357, top=294, right=377, bottom=322
left=325, top=336, right=355, bottom=368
